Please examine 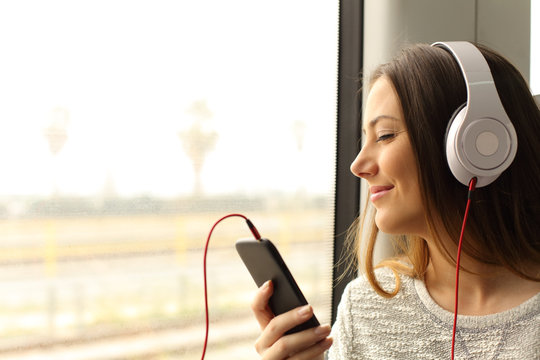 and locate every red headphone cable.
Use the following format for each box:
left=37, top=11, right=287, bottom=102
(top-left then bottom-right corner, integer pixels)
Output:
left=451, top=177, right=477, bottom=359
left=201, top=214, right=262, bottom=360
